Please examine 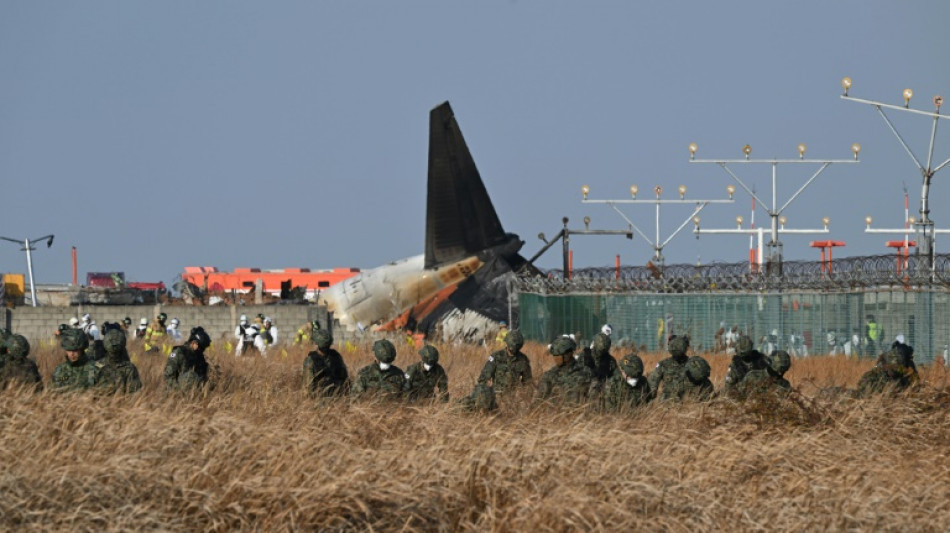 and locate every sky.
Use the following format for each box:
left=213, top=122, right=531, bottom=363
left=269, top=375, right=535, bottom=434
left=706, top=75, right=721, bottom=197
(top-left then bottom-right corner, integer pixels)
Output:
left=2, top=1, right=949, bottom=288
